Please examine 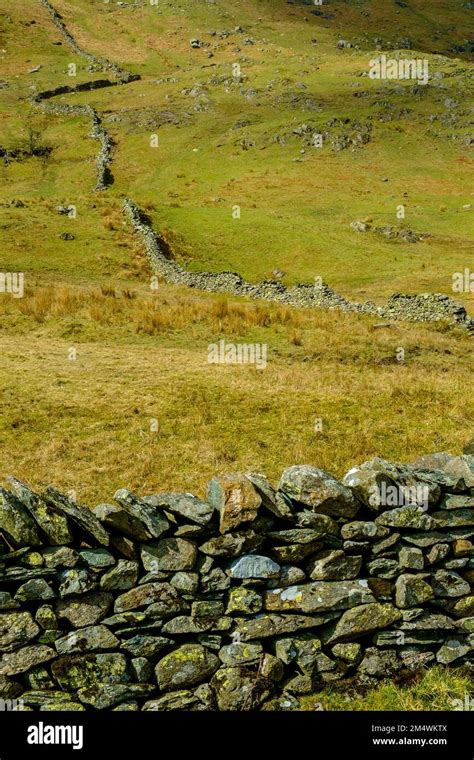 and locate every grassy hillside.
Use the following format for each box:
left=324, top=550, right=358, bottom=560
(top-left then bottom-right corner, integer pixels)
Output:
left=0, top=0, right=473, bottom=710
